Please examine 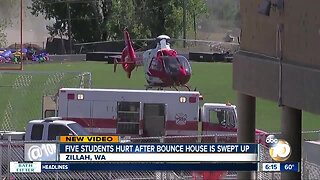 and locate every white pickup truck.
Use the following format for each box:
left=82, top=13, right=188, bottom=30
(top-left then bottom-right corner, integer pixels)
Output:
left=0, top=117, right=90, bottom=141
left=0, top=117, right=90, bottom=175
